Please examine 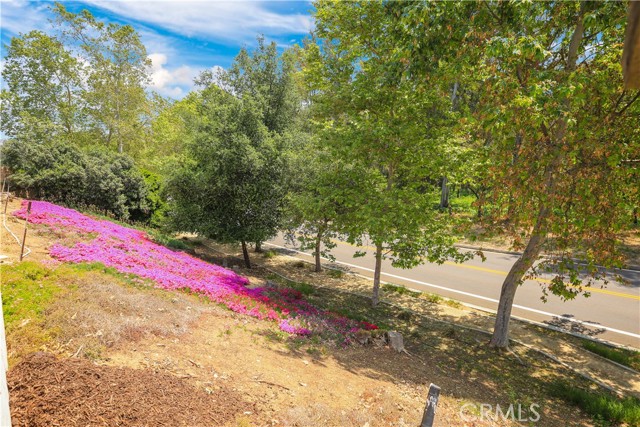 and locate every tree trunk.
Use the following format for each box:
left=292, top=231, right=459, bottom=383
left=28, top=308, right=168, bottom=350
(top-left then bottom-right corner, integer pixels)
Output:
left=314, top=230, right=322, bottom=273
left=372, top=242, right=383, bottom=306
left=440, top=176, right=449, bottom=209
left=254, top=241, right=262, bottom=253
left=489, top=232, right=545, bottom=347
left=490, top=3, right=586, bottom=349
left=241, top=241, right=251, bottom=269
